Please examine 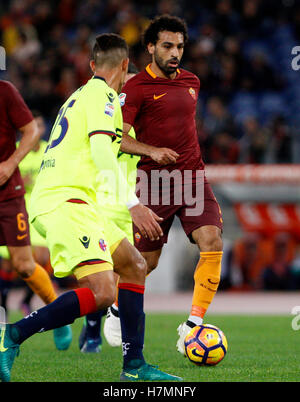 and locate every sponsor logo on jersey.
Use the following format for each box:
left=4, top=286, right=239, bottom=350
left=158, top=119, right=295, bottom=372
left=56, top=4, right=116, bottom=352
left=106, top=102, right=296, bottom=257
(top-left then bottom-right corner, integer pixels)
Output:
left=106, top=92, right=115, bottom=103
left=153, top=93, right=166, bottom=100
left=79, top=236, right=90, bottom=248
left=104, top=102, right=114, bottom=117
left=119, top=93, right=126, bottom=106
left=17, top=234, right=28, bottom=241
